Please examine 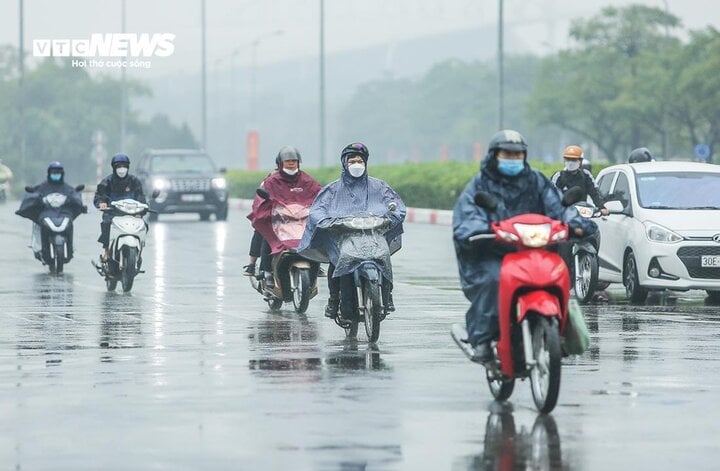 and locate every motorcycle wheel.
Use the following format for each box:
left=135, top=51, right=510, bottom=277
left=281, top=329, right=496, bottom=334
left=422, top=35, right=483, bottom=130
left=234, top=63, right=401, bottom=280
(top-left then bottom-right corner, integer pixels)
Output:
left=267, top=297, right=283, bottom=311
left=291, top=267, right=311, bottom=314
left=121, top=247, right=138, bottom=293
left=529, top=317, right=562, bottom=413
left=362, top=279, right=382, bottom=343
left=486, top=369, right=515, bottom=401
left=574, top=252, right=598, bottom=304
left=106, top=278, right=118, bottom=291
left=53, top=242, right=64, bottom=274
